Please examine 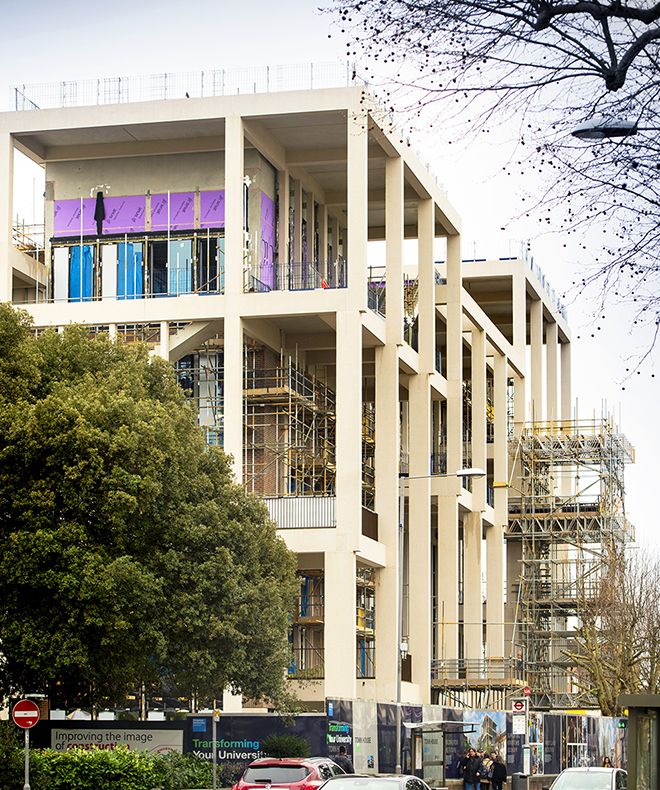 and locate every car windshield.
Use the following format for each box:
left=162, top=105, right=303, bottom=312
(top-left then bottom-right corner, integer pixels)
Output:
left=243, top=767, right=311, bottom=784
left=553, top=772, right=612, bottom=790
